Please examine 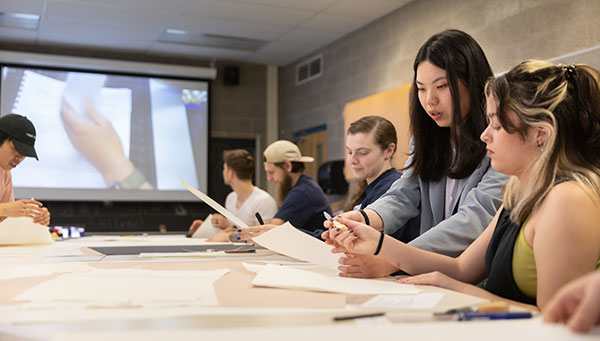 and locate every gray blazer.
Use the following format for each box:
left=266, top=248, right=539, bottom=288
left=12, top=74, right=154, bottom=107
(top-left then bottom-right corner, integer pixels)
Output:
left=367, top=144, right=508, bottom=257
